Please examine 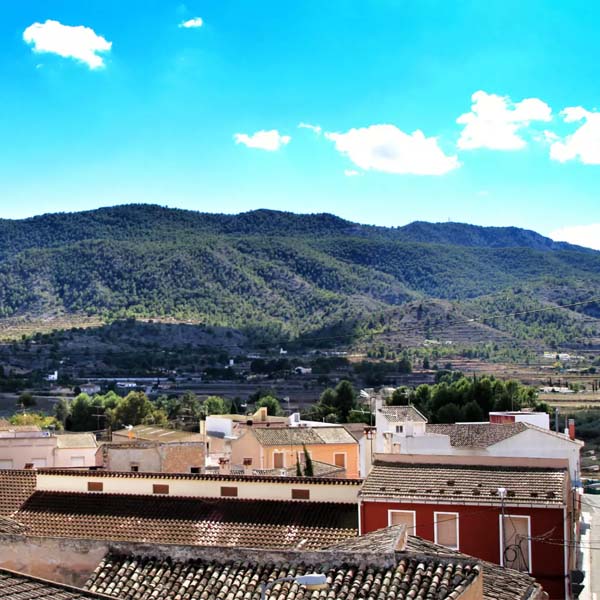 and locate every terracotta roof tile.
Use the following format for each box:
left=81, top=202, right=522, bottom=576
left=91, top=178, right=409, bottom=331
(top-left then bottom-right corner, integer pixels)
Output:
left=85, top=553, right=480, bottom=600
left=252, top=426, right=356, bottom=446
left=361, top=461, right=566, bottom=506
left=0, top=568, right=107, bottom=599
left=15, top=492, right=358, bottom=549
left=378, top=406, right=428, bottom=423
left=426, top=422, right=529, bottom=447
left=0, top=470, right=36, bottom=516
